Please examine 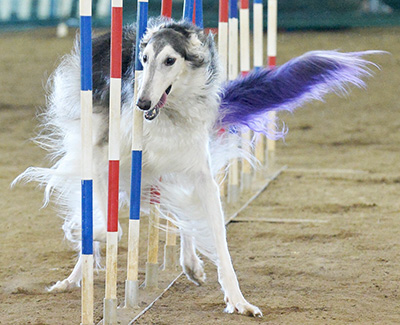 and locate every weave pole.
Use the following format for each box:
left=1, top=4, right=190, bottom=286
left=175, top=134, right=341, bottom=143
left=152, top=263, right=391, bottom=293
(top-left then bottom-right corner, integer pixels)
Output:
left=79, top=1, right=94, bottom=324
left=227, top=0, right=239, bottom=204
left=218, top=0, right=228, bottom=80
left=103, top=0, right=122, bottom=323
left=161, top=0, right=172, bottom=17
left=183, top=0, right=194, bottom=21
left=145, top=187, right=161, bottom=289
left=239, top=0, right=252, bottom=192
left=163, top=217, right=177, bottom=270
left=267, top=0, right=278, bottom=167
left=159, top=0, right=178, bottom=272
left=253, top=0, right=265, bottom=167
left=217, top=0, right=229, bottom=198
left=125, top=0, right=148, bottom=308
left=194, top=0, right=203, bottom=27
